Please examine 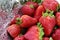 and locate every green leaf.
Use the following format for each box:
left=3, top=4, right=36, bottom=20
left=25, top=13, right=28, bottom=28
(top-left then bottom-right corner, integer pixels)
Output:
left=16, top=18, right=22, bottom=25
left=49, top=37, right=53, bottom=40
left=37, top=23, right=44, bottom=40
left=36, top=0, right=43, bottom=4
